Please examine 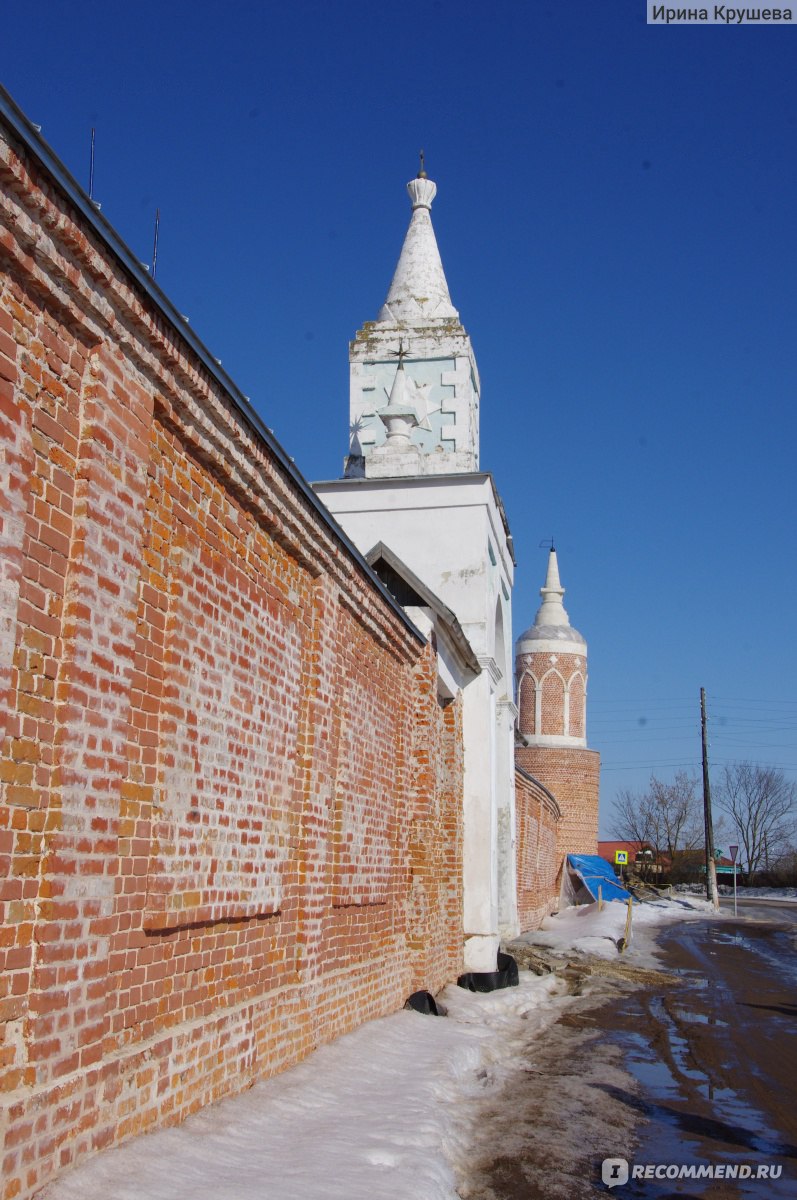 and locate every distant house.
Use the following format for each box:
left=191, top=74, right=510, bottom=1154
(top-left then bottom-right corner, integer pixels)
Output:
left=598, top=840, right=660, bottom=876
left=667, top=848, right=742, bottom=881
